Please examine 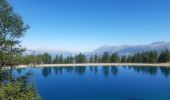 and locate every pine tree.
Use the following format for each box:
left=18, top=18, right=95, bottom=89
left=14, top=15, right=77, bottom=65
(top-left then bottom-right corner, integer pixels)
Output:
left=102, top=52, right=110, bottom=63
left=89, top=56, right=94, bottom=63
left=94, top=54, right=99, bottom=63
left=158, top=49, right=170, bottom=63
left=127, top=55, right=132, bottom=63
left=148, top=50, right=158, bottom=63
left=53, top=55, right=59, bottom=64
left=121, top=56, right=127, bottom=63
left=75, top=53, right=86, bottom=63
left=110, top=53, right=120, bottom=63
left=59, top=55, right=63, bottom=64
